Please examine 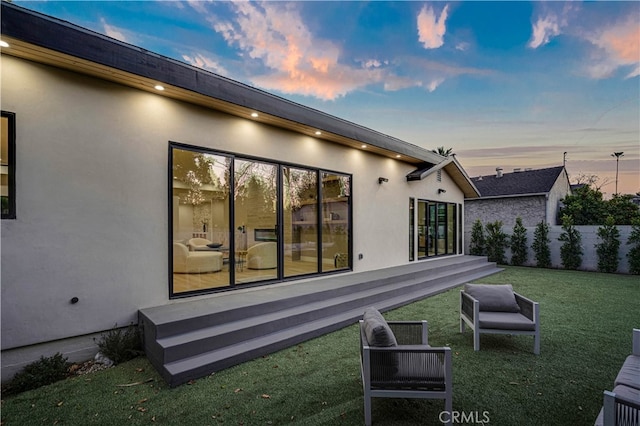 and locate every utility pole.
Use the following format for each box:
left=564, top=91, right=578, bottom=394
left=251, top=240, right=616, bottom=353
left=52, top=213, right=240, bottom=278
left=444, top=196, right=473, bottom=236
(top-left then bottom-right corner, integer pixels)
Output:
left=611, top=152, right=624, bottom=194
